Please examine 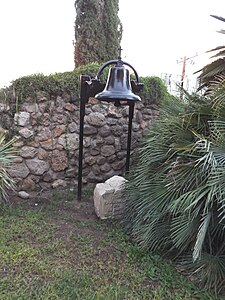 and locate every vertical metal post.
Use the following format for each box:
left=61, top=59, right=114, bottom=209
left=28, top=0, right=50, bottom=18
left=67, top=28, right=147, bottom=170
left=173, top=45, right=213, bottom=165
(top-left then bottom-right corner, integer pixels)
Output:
left=125, top=102, right=134, bottom=173
left=77, top=75, right=90, bottom=201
